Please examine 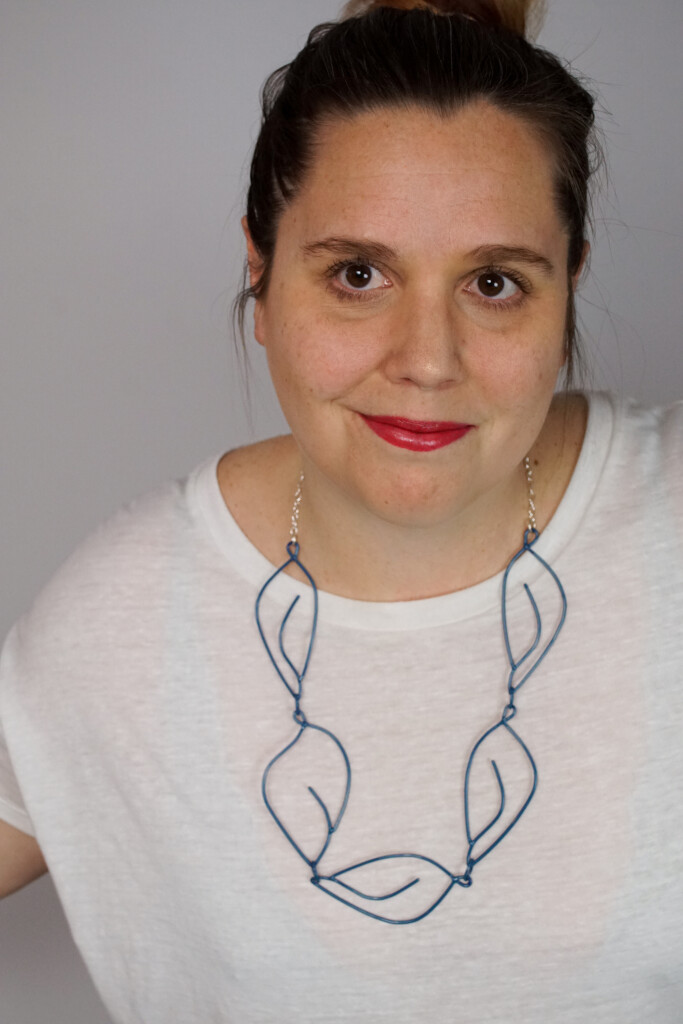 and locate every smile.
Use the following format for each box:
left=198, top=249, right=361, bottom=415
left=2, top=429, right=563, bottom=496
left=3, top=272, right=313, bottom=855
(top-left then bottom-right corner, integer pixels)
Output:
left=359, top=414, right=475, bottom=452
